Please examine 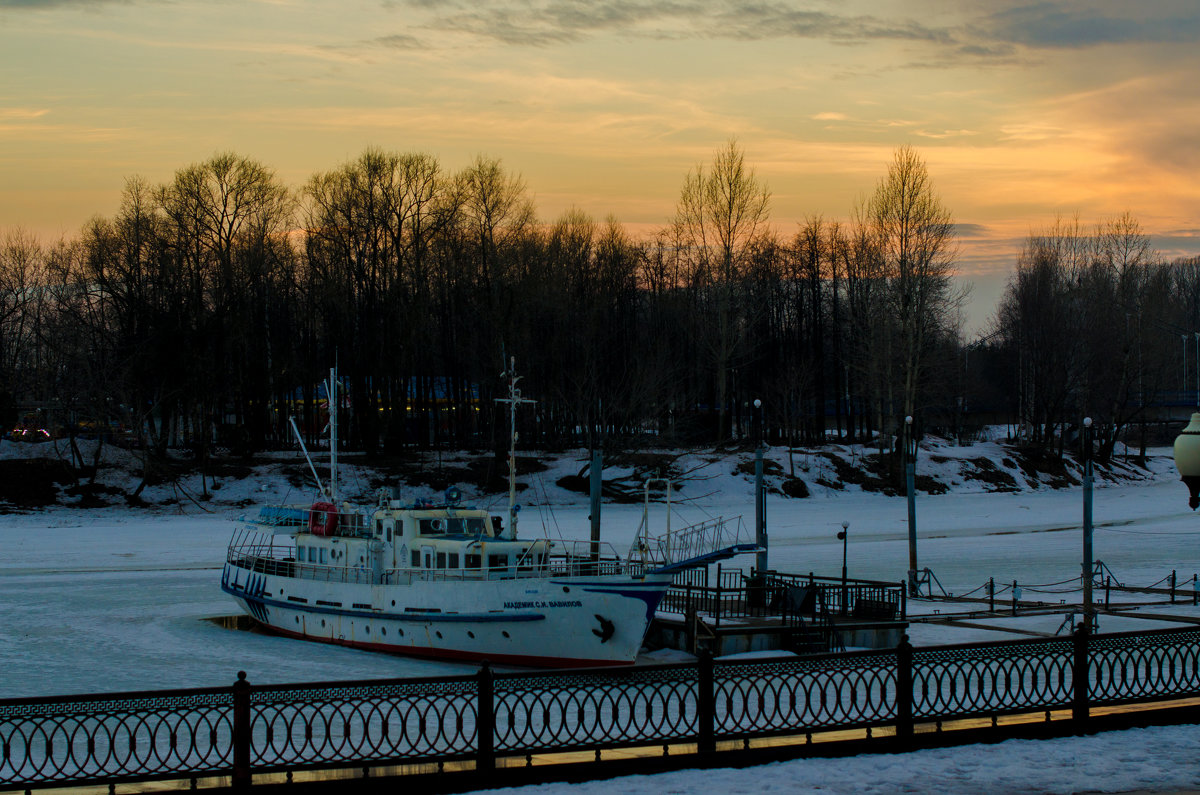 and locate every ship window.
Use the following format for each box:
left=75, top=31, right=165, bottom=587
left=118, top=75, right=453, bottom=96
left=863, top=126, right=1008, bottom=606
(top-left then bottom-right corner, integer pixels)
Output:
left=411, top=550, right=420, bottom=567
left=488, top=554, right=507, bottom=570
left=319, top=548, right=327, bottom=564
left=436, top=552, right=446, bottom=568
left=419, top=519, right=447, bottom=535
left=375, top=520, right=382, bottom=534
left=308, top=549, right=317, bottom=563
left=386, top=527, right=392, bottom=542
left=449, top=553, right=459, bottom=568
left=466, top=554, right=481, bottom=569
left=466, top=518, right=485, bottom=534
